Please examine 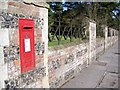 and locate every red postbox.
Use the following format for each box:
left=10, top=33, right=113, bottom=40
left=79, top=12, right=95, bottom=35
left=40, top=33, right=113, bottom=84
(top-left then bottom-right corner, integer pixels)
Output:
left=19, top=18, right=35, bottom=73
